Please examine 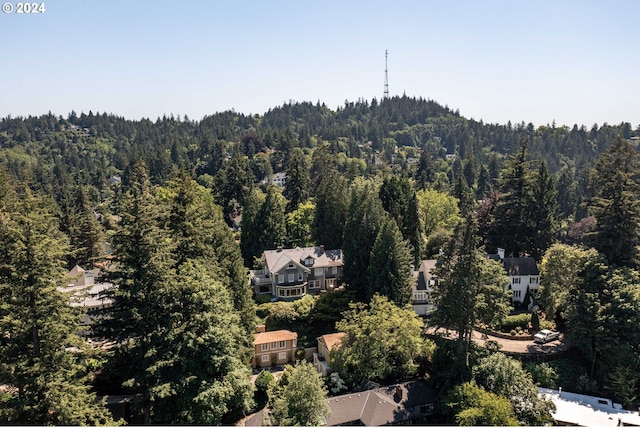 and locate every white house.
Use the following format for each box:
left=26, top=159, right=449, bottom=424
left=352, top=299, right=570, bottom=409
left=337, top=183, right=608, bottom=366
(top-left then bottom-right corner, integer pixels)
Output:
left=490, top=248, right=540, bottom=307
left=412, top=259, right=437, bottom=316
left=58, top=265, right=114, bottom=336
left=539, top=387, right=640, bottom=427
left=271, top=172, right=288, bottom=187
